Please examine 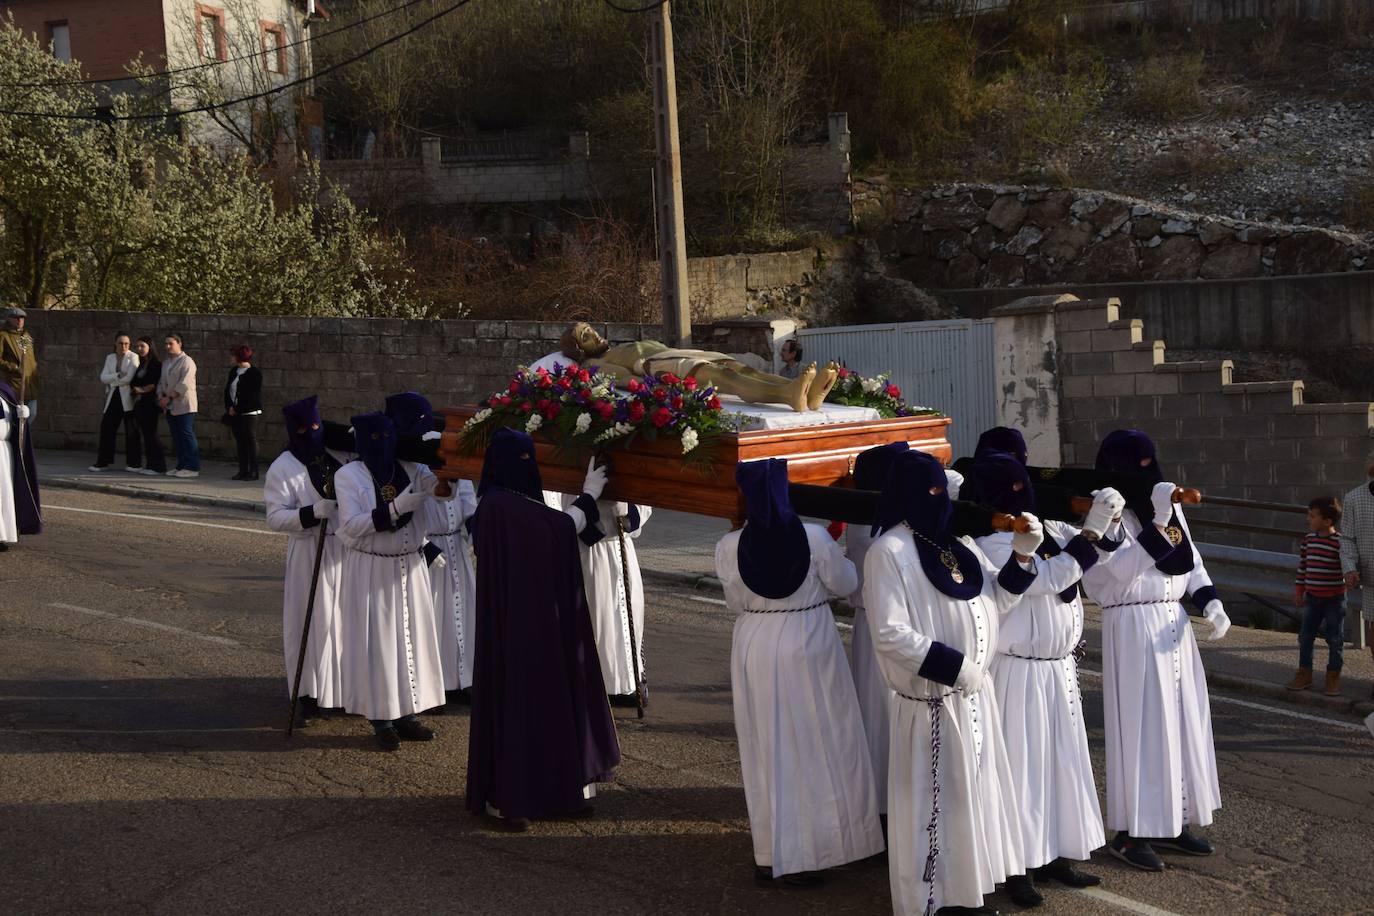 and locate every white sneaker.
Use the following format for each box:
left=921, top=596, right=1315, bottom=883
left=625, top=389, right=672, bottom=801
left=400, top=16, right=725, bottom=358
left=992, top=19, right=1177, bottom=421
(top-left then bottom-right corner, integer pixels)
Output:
left=124, top=466, right=142, bottom=473
left=174, top=469, right=200, bottom=478
left=166, top=469, right=181, bottom=477
left=140, top=468, right=161, bottom=476
left=88, top=465, right=106, bottom=472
